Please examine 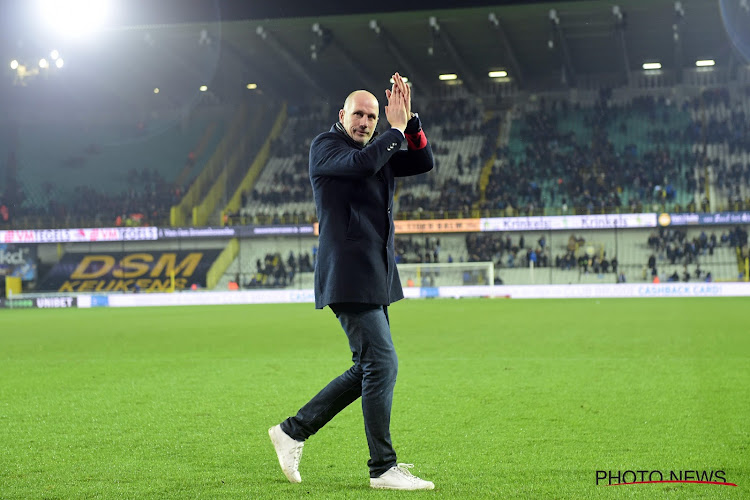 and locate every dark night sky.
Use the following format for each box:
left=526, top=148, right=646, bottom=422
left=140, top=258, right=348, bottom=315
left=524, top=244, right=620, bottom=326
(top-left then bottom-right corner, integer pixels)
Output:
left=123, top=0, right=568, bottom=24
left=1, top=0, right=576, bottom=33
